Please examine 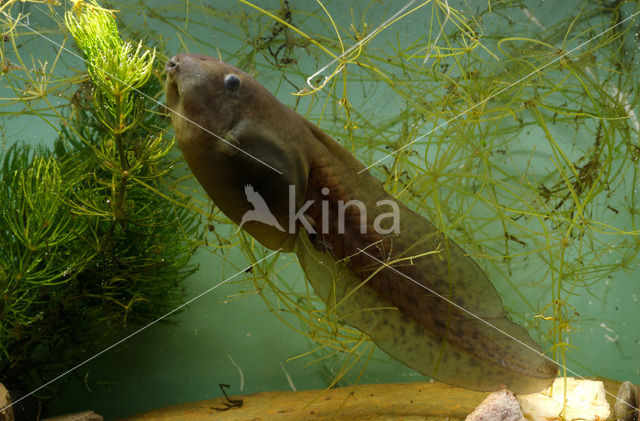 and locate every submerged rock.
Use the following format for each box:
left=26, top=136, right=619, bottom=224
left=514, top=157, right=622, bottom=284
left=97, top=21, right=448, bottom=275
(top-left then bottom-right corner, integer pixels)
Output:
left=518, top=378, right=610, bottom=421
left=0, top=383, right=13, bottom=421
left=41, top=410, right=103, bottom=421
left=613, top=381, right=638, bottom=421
left=465, top=389, right=524, bottom=421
